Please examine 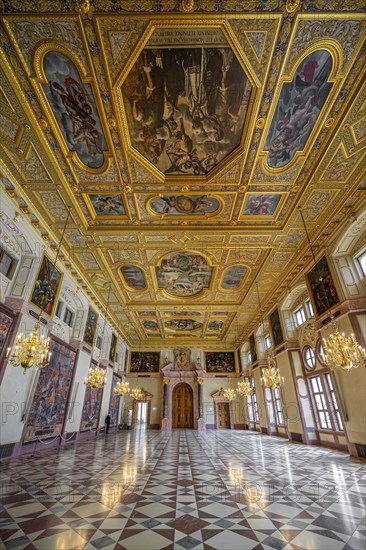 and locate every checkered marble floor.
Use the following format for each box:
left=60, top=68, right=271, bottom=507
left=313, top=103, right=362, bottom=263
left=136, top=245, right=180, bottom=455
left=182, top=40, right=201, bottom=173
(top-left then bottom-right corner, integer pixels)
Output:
left=1, top=429, right=365, bottom=550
